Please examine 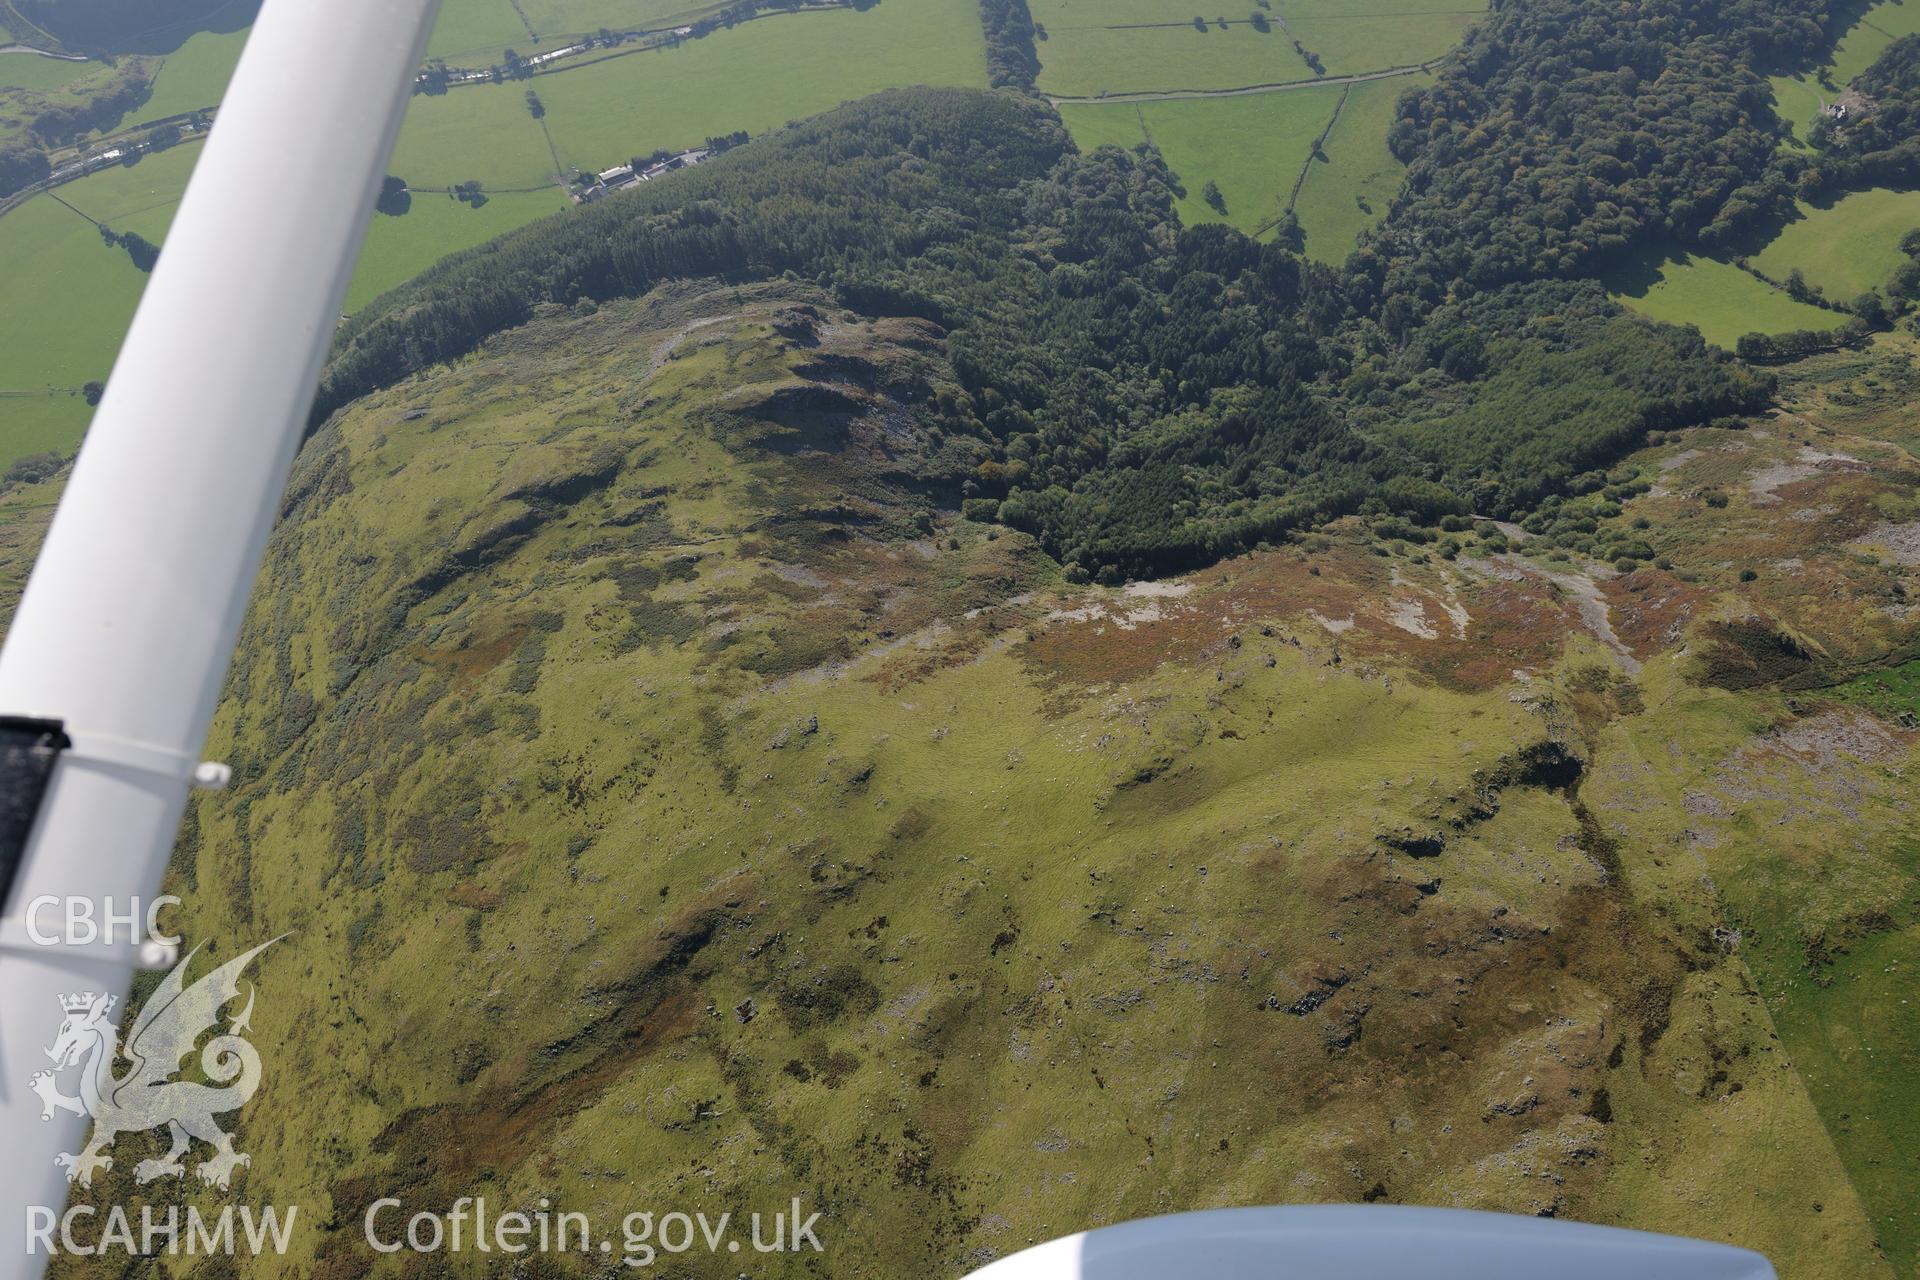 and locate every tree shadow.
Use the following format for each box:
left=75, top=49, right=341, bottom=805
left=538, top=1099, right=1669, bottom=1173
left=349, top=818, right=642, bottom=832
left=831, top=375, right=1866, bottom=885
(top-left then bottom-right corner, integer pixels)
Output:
left=375, top=175, right=413, bottom=217
left=1721, top=198, right=1810, bottom=259
left=1602, top=192, right=1816, bottom=299
left=1597, top=240, right=1691, bottom=299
